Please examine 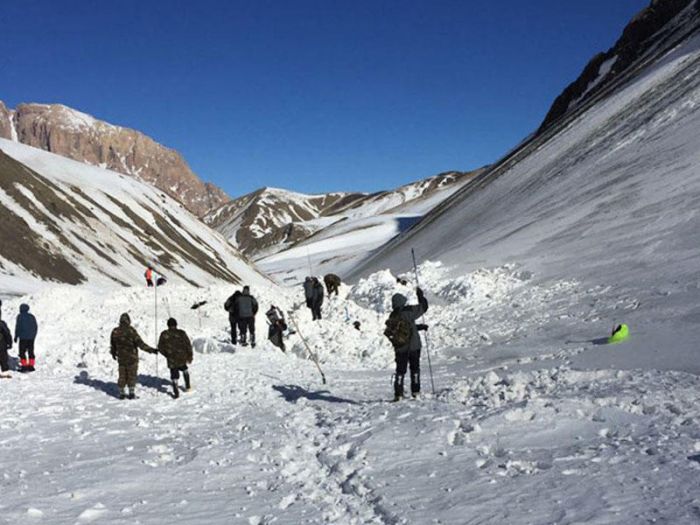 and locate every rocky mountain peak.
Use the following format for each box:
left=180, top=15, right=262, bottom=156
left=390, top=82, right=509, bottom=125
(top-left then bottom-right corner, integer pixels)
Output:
left=0, top=101, right=230, bottom=217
